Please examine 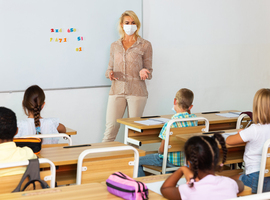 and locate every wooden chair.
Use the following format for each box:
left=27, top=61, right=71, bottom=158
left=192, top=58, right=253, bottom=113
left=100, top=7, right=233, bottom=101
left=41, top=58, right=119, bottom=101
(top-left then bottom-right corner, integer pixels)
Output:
left=257, top=138, right=270, bottom=194
left=21, top=133, right=72, bottom=147
left=143, top=117, right=209, bottom=175
left=76, top=146, right=139, bottom=185
left=0, top=158, right=56, bottom=194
